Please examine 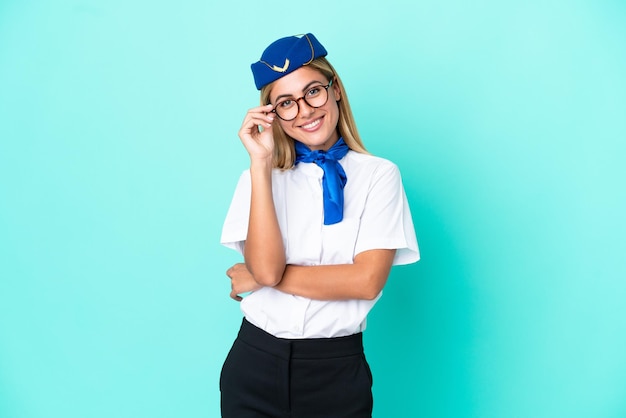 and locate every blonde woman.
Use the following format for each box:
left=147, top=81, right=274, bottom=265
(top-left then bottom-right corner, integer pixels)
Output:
left=220, top=33, right=419, bottom=418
